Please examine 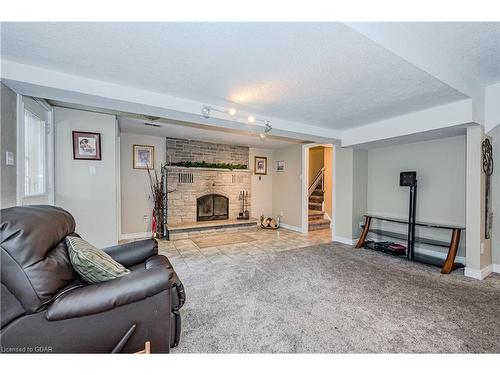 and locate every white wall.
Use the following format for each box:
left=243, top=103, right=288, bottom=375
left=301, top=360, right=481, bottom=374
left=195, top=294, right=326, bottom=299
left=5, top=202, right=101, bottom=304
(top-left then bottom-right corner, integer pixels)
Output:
left=272, top=144, right=303, bottom=229
left=352, top=149, right=368, bottom=237
left=333, top=147, right=367, bottom=243
left=249, top=148, right=273, bottom=219
left=367, top=135, right=466, bottom=258
left=465, top=126, right=493, bottom=276
left=491, top=125, right=500, bottom=268
left=120, top=133, right=166, bottom=236
left=367, top=135, right=466, bottom=224
left=485, top=82, right=500, bottom=270
left=334, top=147, right=354, bottom=241
left=54, top=107, right=118, bottom=248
